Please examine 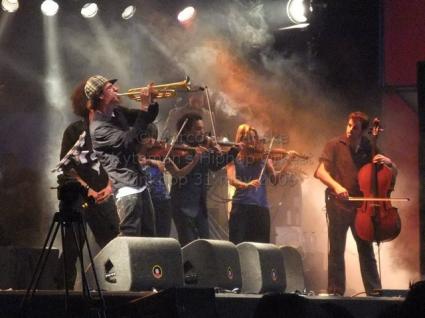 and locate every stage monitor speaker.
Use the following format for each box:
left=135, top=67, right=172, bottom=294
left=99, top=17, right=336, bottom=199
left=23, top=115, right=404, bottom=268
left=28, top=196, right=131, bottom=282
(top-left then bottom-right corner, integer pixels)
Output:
left=0, top=246, right=59, bottom=289
left=86, top=237, right=183, bottom=291
left=279, top=246, right=305, bottom=293
left=237, top=242, right=286, bottom=294
left=182, top=239, right=242, bottom=290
